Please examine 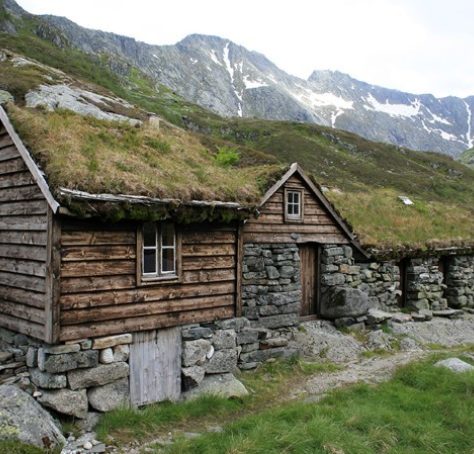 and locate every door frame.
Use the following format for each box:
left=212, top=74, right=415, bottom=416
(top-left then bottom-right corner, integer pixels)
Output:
left=299, top=242, right=321, bottom=320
